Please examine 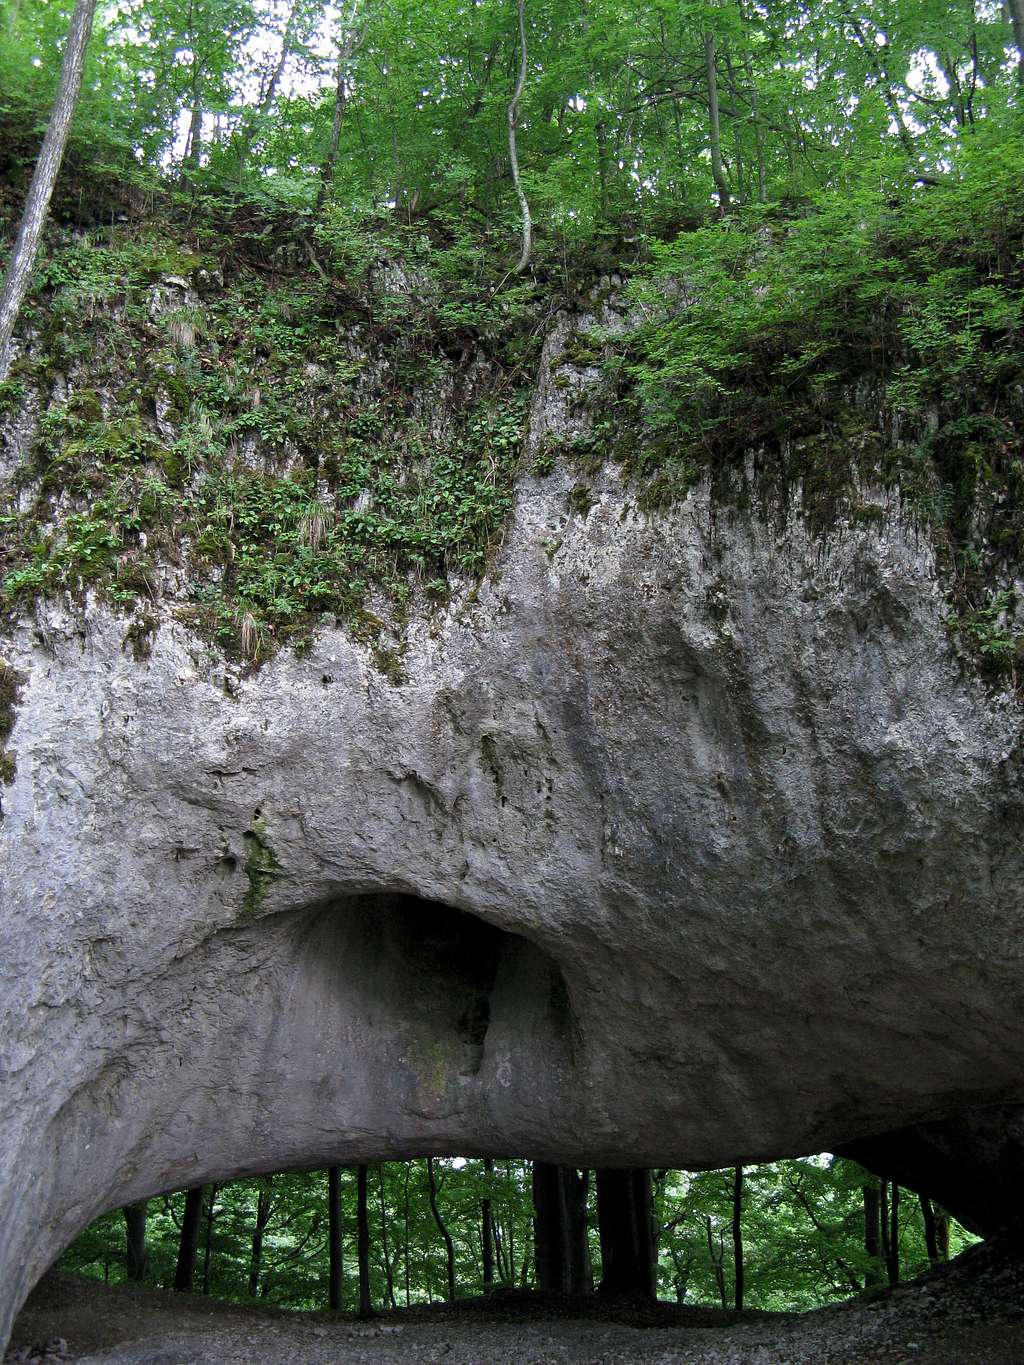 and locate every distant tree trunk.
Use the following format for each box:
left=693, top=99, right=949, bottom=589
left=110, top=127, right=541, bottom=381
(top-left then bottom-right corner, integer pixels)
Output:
left=863, top=1179, right=883, bottom=1288
left=482, top=1157, right=495, bottom=1291
left=427, top=1157, right=457, bottom=1301
left=703, top=31, right=731, bottom=212
left=201, top=1184, right=219, bottom=1295
left=316, top=0, right=363, bottom=210
left=1006, top=0, right=1024, bottom=82
left=403, top=1164, right=412, bottom=1306
left=506, top=0, right=532, bottom=273
left=879, top=1179, right=891, bottom=1282
left=919, top=1193, right=941, bottom=1268
left=234, top=0, right=300, bottom=175
left=182, top=58, right=204, bottom=178
left=705, top=1215, right=727, bottom=1310
left=732, top=1167, right=744, bottom=1311
left=378, top=1164, right=396, bottom=1308
left=328, top=1167, right=343, bottom=1310
left=533, top=1163, right=590, bottom=1294
left=0, top=0, right=98, bottom=381
left=596, top=1169, right=656, bottom=1300
left=248, top=1177, right=273, bottom=1297
left=174, top=1186, right=205, bottom=1292
left=887, top=1182, right=900, bottom=1286
left=357, top=1164, right=373, bottom=1318
left=936, top=1209, right=950, bottom=1261
left=123, top=1203, right=147, bottom=1282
